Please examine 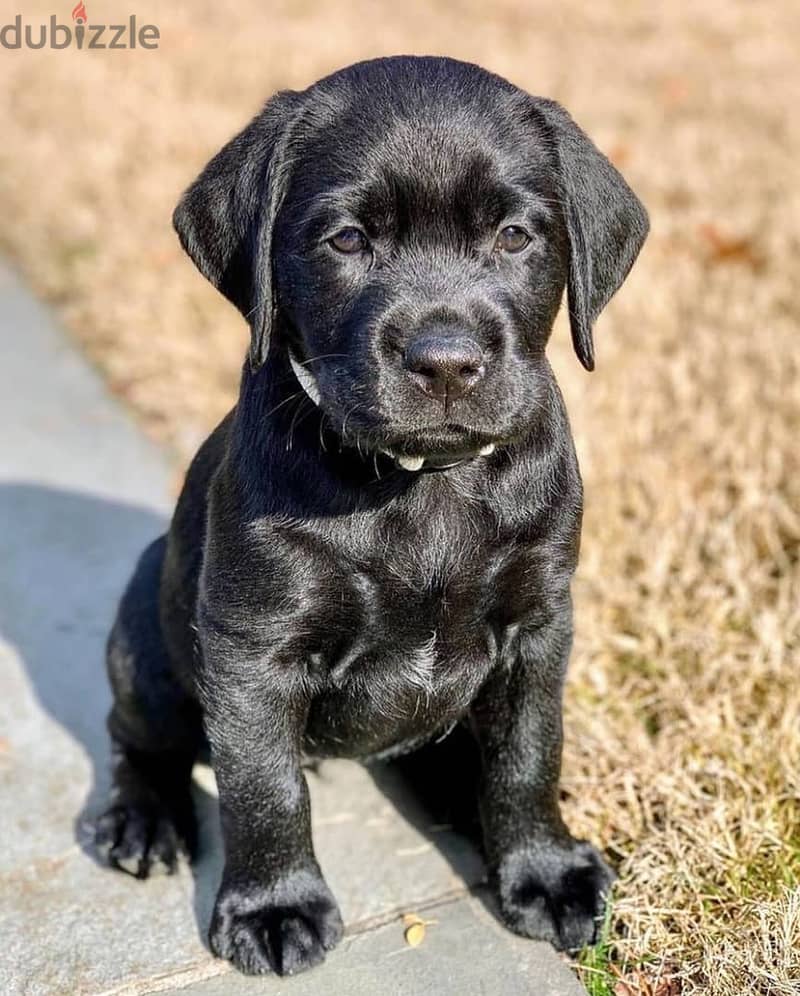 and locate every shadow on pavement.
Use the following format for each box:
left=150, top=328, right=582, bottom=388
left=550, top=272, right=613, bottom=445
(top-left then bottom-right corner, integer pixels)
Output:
left=0, top=482, right=225, bottom=945
left=366, top=722, right=487, bottom=883
left=0, top=483, right=166, bottom=794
